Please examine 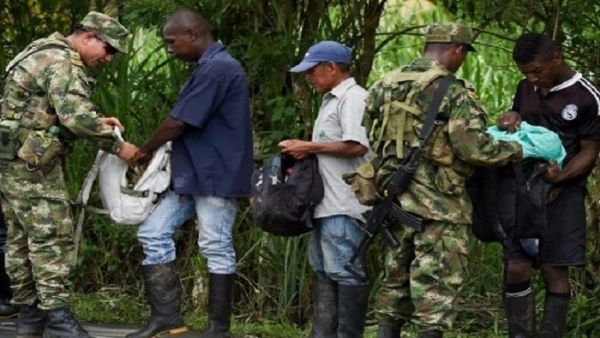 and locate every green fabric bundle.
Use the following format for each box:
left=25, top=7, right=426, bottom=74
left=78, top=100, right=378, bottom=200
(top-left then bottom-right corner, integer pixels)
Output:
left=488, top=122, right=566, bottom=166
